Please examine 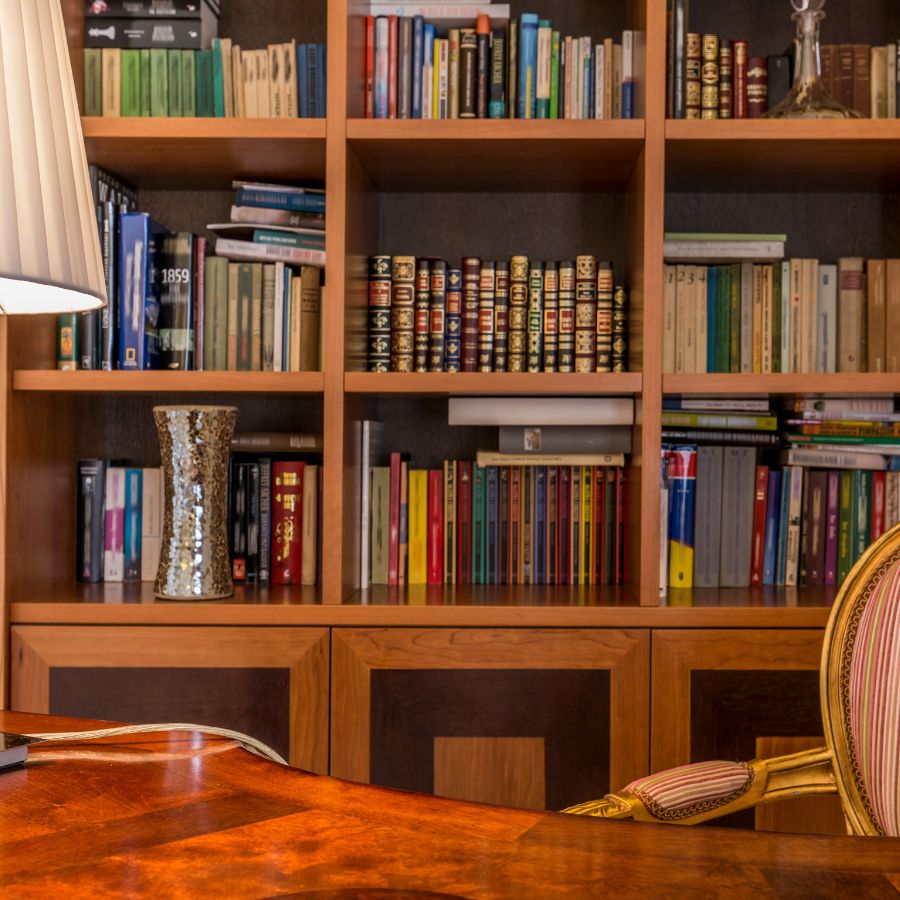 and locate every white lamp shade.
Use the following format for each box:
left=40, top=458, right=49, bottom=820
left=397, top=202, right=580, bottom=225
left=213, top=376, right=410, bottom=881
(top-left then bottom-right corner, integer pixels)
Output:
left=0, top=1, right=106, bottom=314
